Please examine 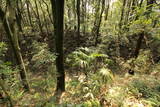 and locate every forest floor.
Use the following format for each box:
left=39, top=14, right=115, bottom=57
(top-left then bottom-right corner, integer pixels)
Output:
left=9, top=70, right=160, bottom=107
